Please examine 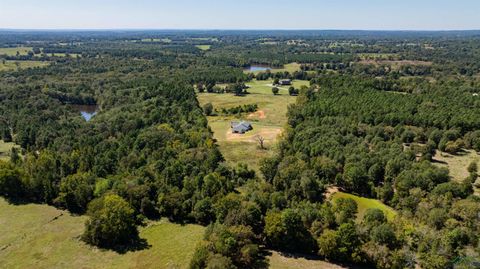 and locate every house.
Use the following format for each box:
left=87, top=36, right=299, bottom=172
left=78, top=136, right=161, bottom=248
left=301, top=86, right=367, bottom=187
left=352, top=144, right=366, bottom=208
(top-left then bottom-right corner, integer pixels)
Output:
left=279, top=79, right=292, bottom=86
left=231, top=121, right=253, bottom=134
